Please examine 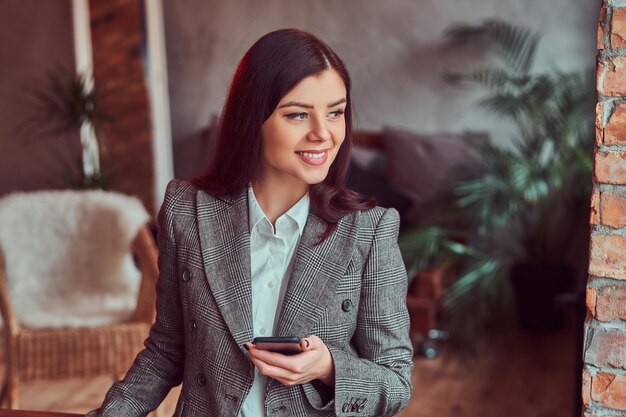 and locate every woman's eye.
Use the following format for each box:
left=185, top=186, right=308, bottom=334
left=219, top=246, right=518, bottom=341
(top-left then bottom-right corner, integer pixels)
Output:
left=328, top=109, right=345, bottom=119
left=286, top=112, right=308, bottom=120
